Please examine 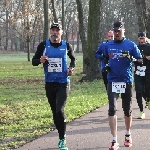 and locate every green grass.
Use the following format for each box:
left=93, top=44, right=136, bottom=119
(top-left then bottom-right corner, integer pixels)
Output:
left=0, top=52, right=107, bottom=150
